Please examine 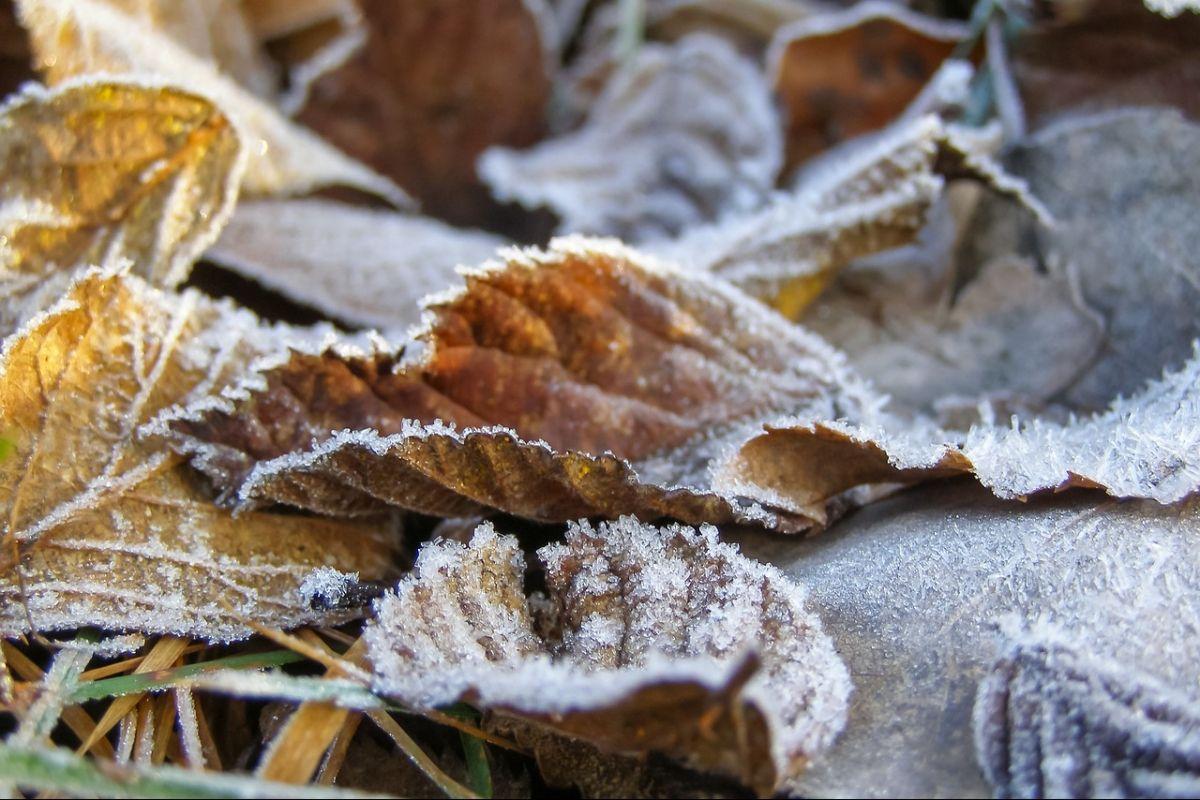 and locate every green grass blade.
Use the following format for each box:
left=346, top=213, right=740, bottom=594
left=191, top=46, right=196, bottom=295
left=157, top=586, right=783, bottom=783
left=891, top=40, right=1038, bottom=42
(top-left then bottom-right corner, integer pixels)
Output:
left=70, top=650, right=305, bottom=702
